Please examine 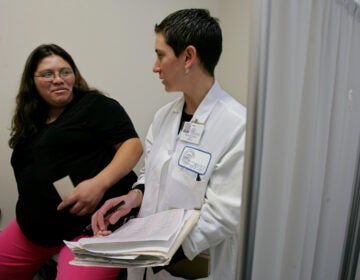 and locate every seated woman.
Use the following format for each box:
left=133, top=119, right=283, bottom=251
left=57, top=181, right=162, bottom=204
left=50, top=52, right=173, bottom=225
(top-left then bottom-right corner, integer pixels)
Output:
left=0, top=43, right=143, bottom=280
